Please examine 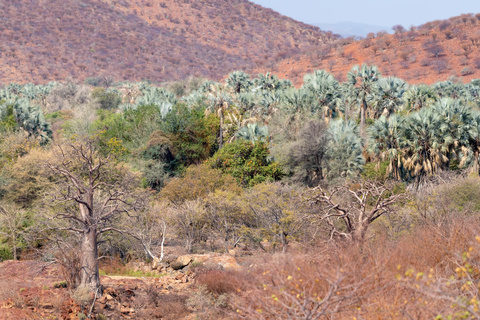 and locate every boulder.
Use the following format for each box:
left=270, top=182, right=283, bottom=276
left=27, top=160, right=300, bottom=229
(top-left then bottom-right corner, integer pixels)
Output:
left=190, top=254, right=241, bottom=270
left=171, top=255, right=193, bottom=270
